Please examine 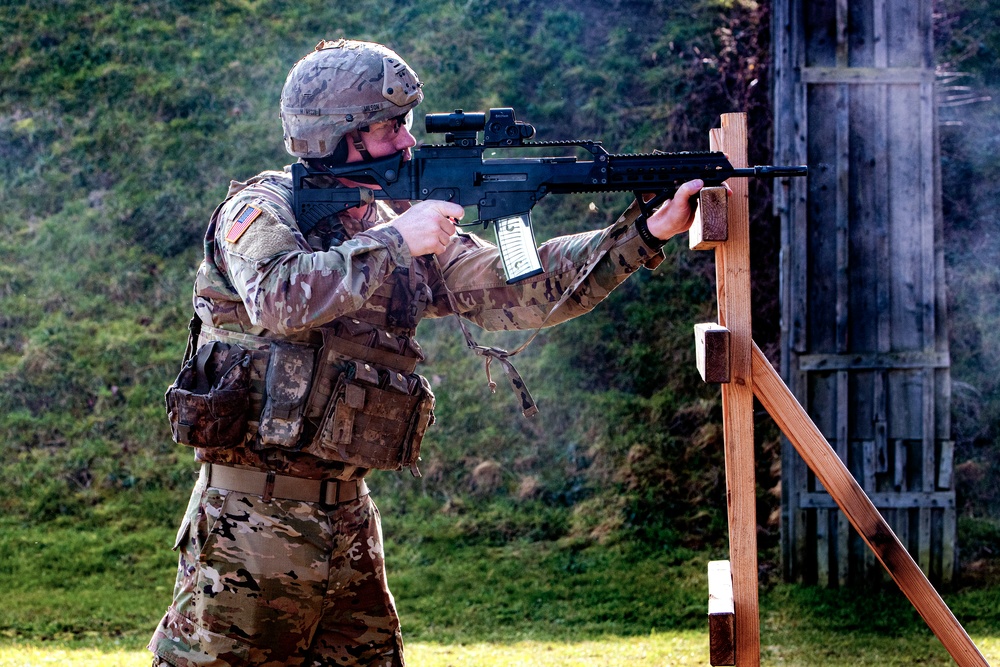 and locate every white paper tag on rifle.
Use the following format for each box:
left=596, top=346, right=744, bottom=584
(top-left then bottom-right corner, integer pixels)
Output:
left=495, top=213, right=544, bottom=283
